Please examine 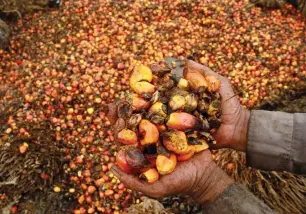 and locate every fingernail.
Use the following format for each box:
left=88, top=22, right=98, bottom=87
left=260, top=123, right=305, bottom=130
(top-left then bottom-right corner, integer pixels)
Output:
left=110, top=166, right=121, bottom=179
